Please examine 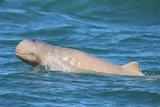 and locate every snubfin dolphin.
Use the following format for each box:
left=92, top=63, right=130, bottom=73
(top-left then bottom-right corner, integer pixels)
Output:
left=15, top=40, right=144, bottom=76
